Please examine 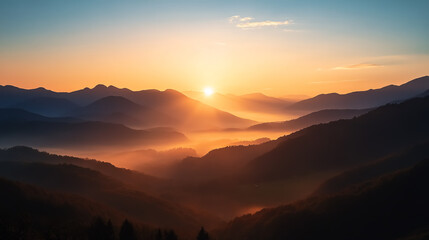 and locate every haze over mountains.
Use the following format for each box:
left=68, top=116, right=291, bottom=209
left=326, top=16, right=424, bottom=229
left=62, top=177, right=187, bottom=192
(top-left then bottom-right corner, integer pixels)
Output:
left=1, top=76, right=429, bottom=239
left=0, top=84, right=255, bottom=130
